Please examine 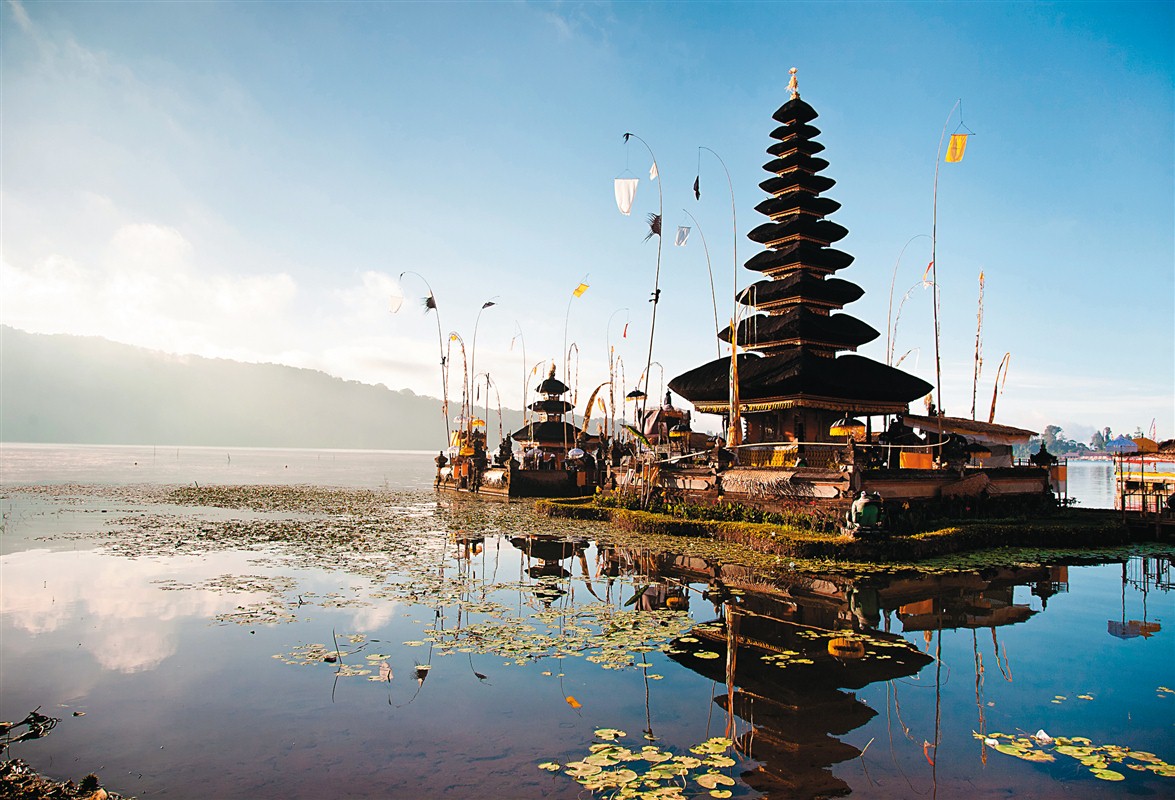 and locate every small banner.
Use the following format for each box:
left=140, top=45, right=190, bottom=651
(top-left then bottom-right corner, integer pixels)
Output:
left=614, top=177, right=638, bottom=215
left=675, top=226, right=690, bottom=246
left=573, top=282, right=589, bottom=297
left=649, top=162, right=659, bottom=181
left=945, top=133, right=969, bottom=163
